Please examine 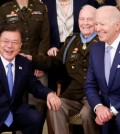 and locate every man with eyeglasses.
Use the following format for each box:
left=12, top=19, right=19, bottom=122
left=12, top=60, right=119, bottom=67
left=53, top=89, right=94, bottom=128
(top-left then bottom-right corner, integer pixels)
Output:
left=0, top=24, right=61, bottom=134
left=0, top=0, right=50, bottom=129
